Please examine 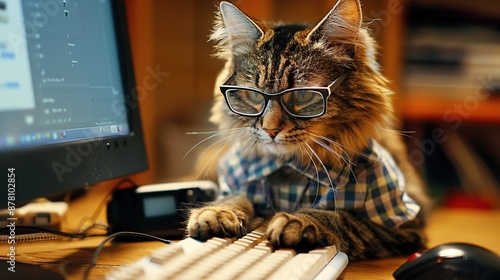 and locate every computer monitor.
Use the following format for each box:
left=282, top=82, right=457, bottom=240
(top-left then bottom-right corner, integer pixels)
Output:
left=0, top=0, right=148, bottom=206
